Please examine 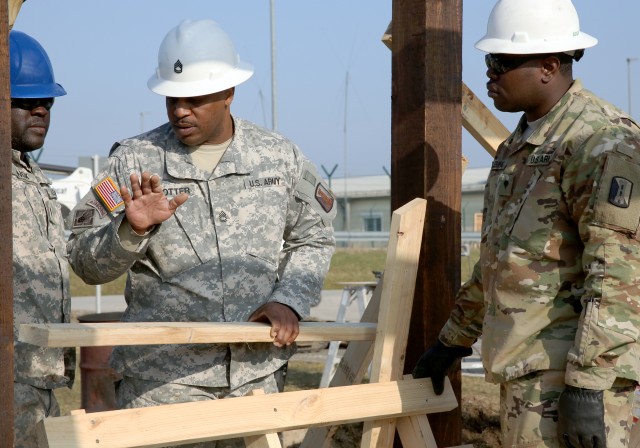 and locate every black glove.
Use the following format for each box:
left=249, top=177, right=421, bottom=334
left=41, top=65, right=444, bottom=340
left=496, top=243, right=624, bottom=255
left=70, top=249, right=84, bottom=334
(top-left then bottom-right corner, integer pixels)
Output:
left=411, top=340, right=472, bottom=395
left=557, top=385, right=606, bottom=448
